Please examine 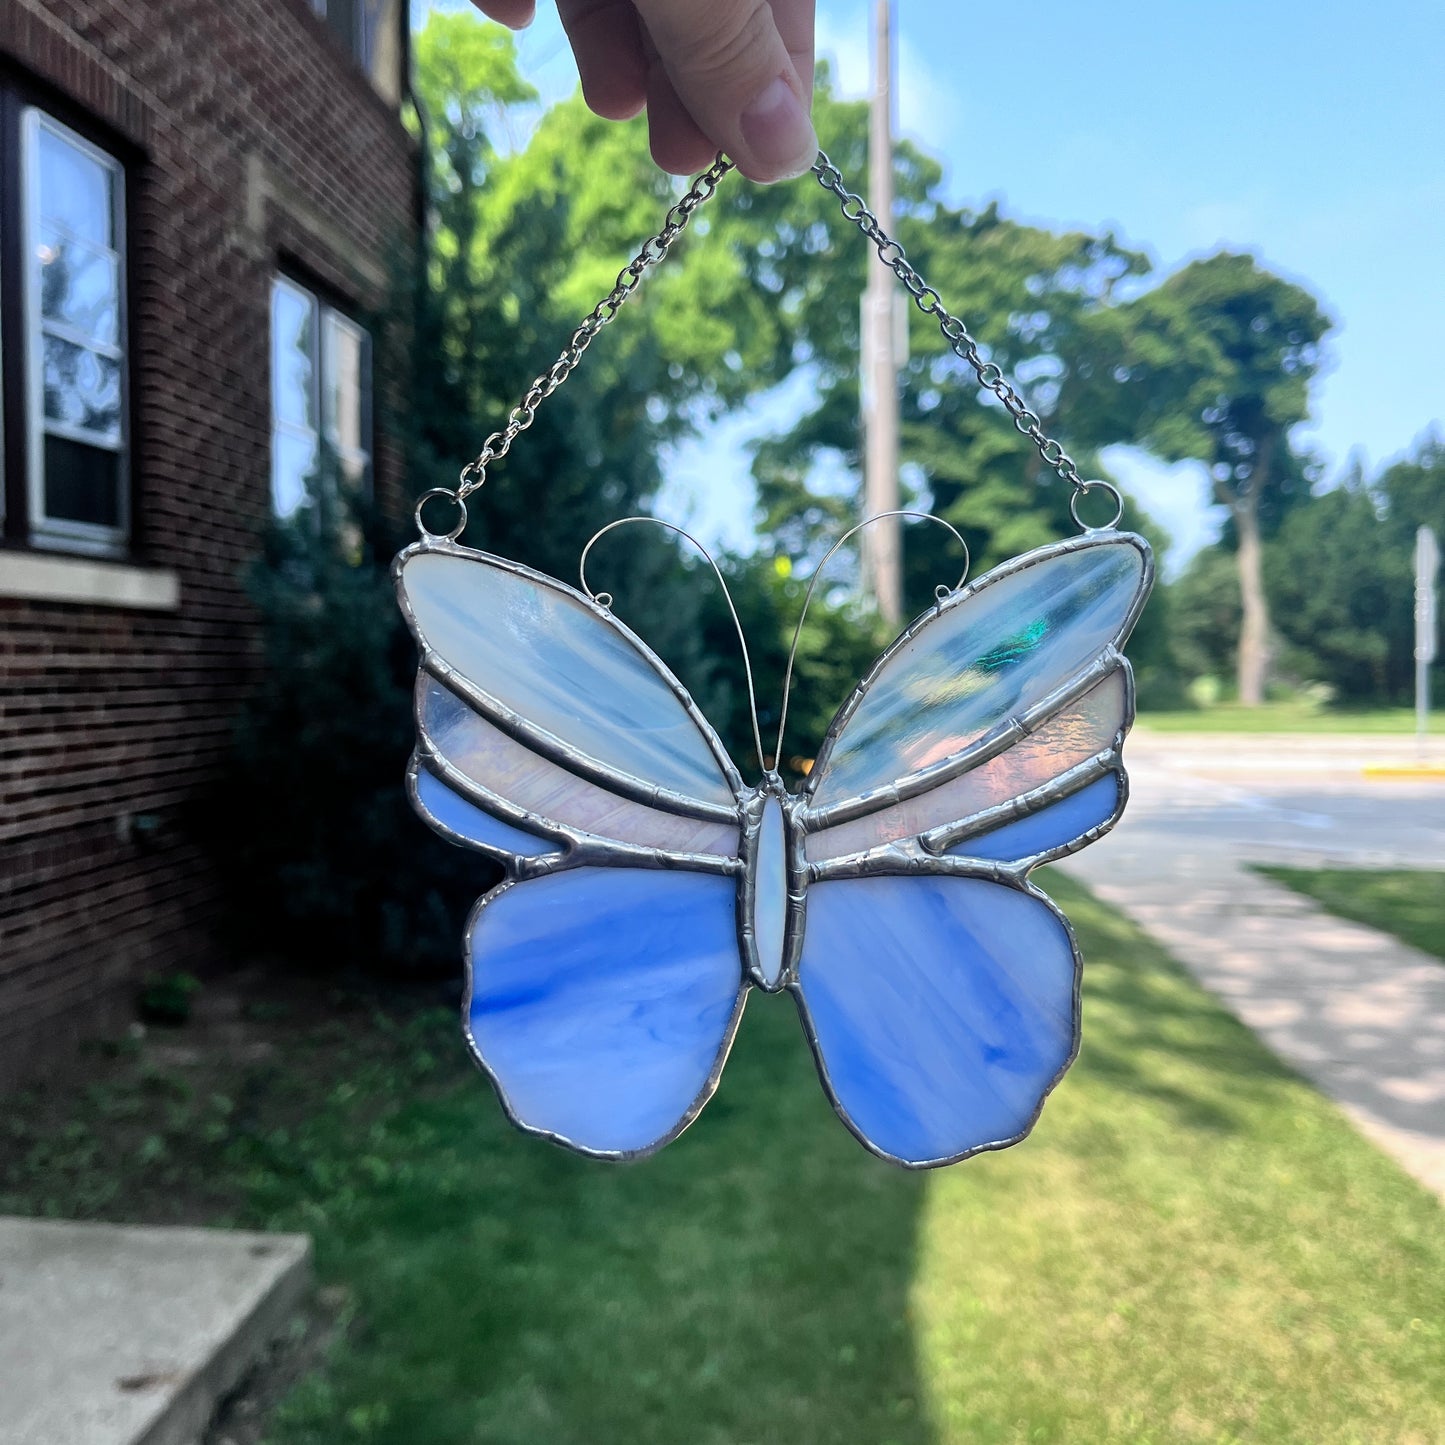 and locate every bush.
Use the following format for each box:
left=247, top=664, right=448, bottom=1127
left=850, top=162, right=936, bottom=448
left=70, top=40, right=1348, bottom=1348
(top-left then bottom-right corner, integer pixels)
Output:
left=213, top=503, right=492, bottom=977
left=137, top=972, right=202, bottom=1026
